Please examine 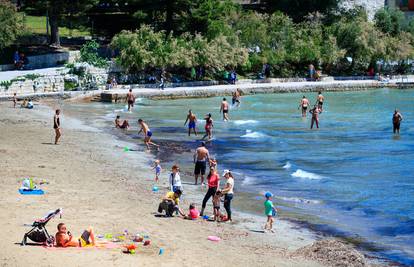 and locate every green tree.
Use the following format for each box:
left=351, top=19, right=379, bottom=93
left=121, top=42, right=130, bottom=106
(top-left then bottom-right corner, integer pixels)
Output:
left=374, top=8, right=406, bottom=36
left=22, top=0, right=98, bottom=46
left=0, top=1, right=22, bottom=49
